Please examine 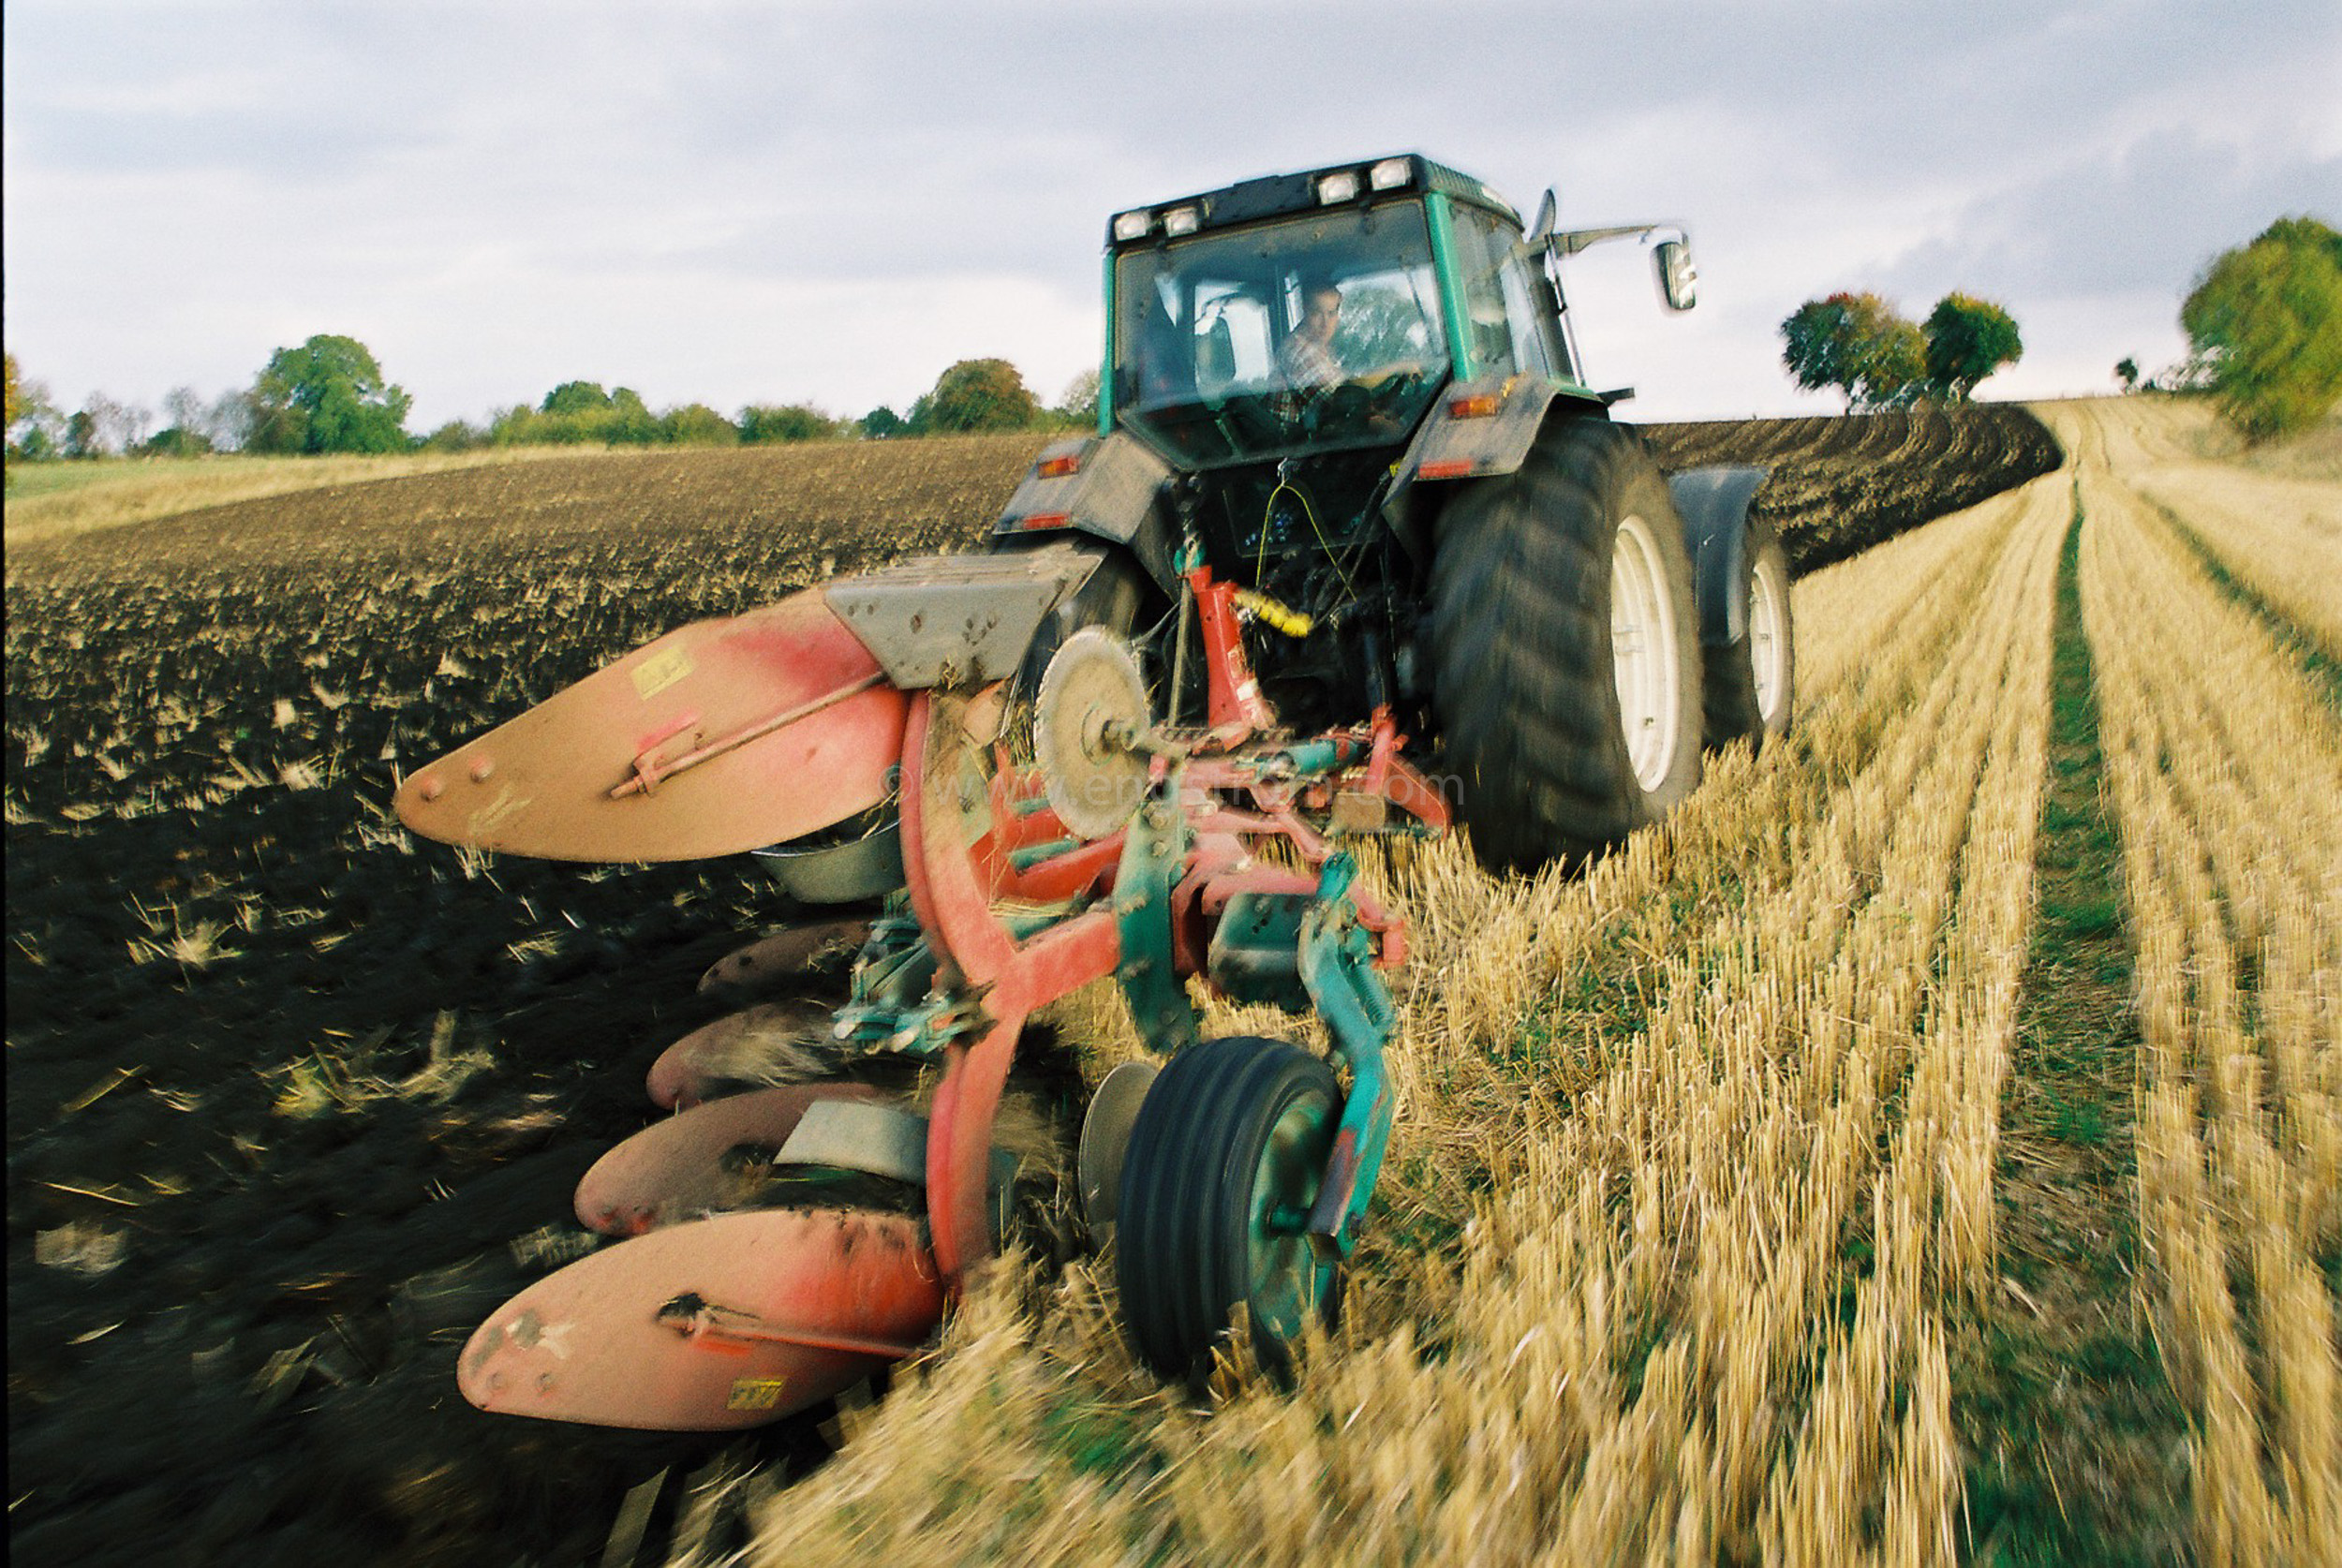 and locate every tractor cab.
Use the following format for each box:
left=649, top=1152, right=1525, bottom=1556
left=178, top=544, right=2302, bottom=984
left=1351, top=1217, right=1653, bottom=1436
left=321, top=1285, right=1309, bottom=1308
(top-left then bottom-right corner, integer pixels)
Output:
left=1104, top=154, right=1596, bottom=469
left=999, top=152, right=1697, bottom=604
left=1110, top=197, right=1455, bottom=465
left=992, top=154, right=1697, bottom=734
